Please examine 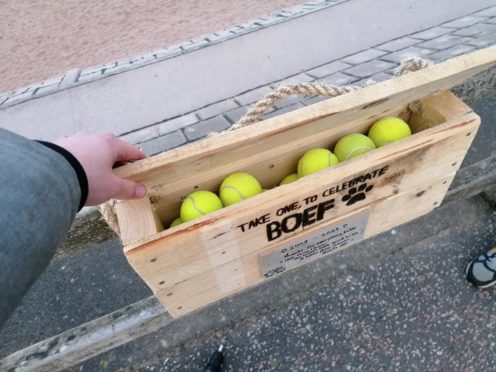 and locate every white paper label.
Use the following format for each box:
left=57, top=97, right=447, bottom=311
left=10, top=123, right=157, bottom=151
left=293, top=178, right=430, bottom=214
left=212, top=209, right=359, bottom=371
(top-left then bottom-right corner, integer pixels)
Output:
left=260, top=212, right=368, bottom=278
